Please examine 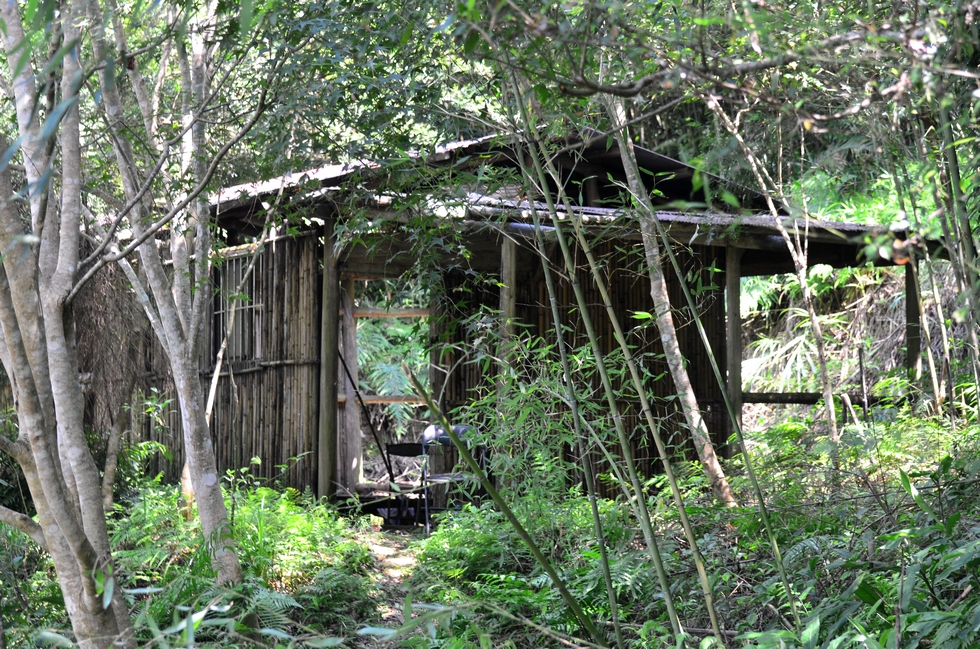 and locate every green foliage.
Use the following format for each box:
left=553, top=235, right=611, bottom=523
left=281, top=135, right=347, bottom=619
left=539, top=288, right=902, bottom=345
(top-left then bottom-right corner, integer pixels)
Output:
left=0, top=475, right=380, bottom=645
left=400, top=406, right=980, bottom=648
left=0, top=523, right=66, bottom=645
left=0, top=408, right=31, bottom=517
left=413, top=495, right=669, bottom=642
